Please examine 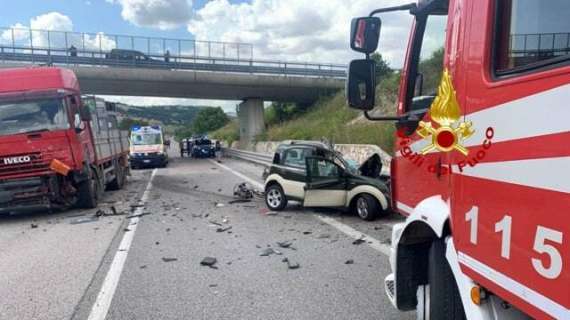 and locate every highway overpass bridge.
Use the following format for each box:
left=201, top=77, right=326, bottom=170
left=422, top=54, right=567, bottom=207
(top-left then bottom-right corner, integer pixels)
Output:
left=0, top=27, right=346, bottom=145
